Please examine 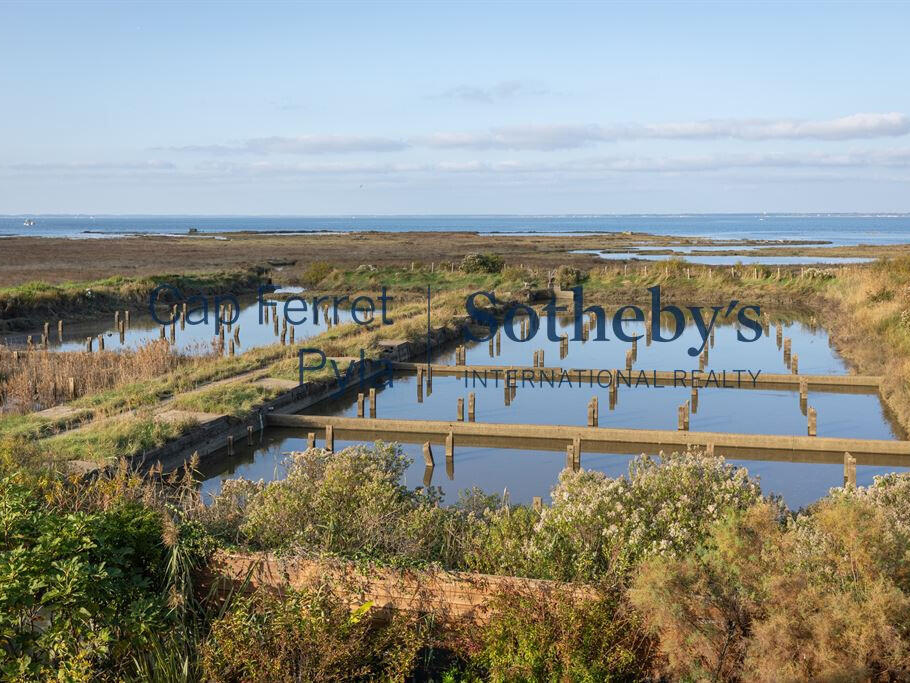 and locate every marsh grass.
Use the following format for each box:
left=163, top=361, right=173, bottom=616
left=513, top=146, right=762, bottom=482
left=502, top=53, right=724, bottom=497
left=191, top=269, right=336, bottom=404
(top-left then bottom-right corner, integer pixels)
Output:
left=0, top=340, right=182, bottom=414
